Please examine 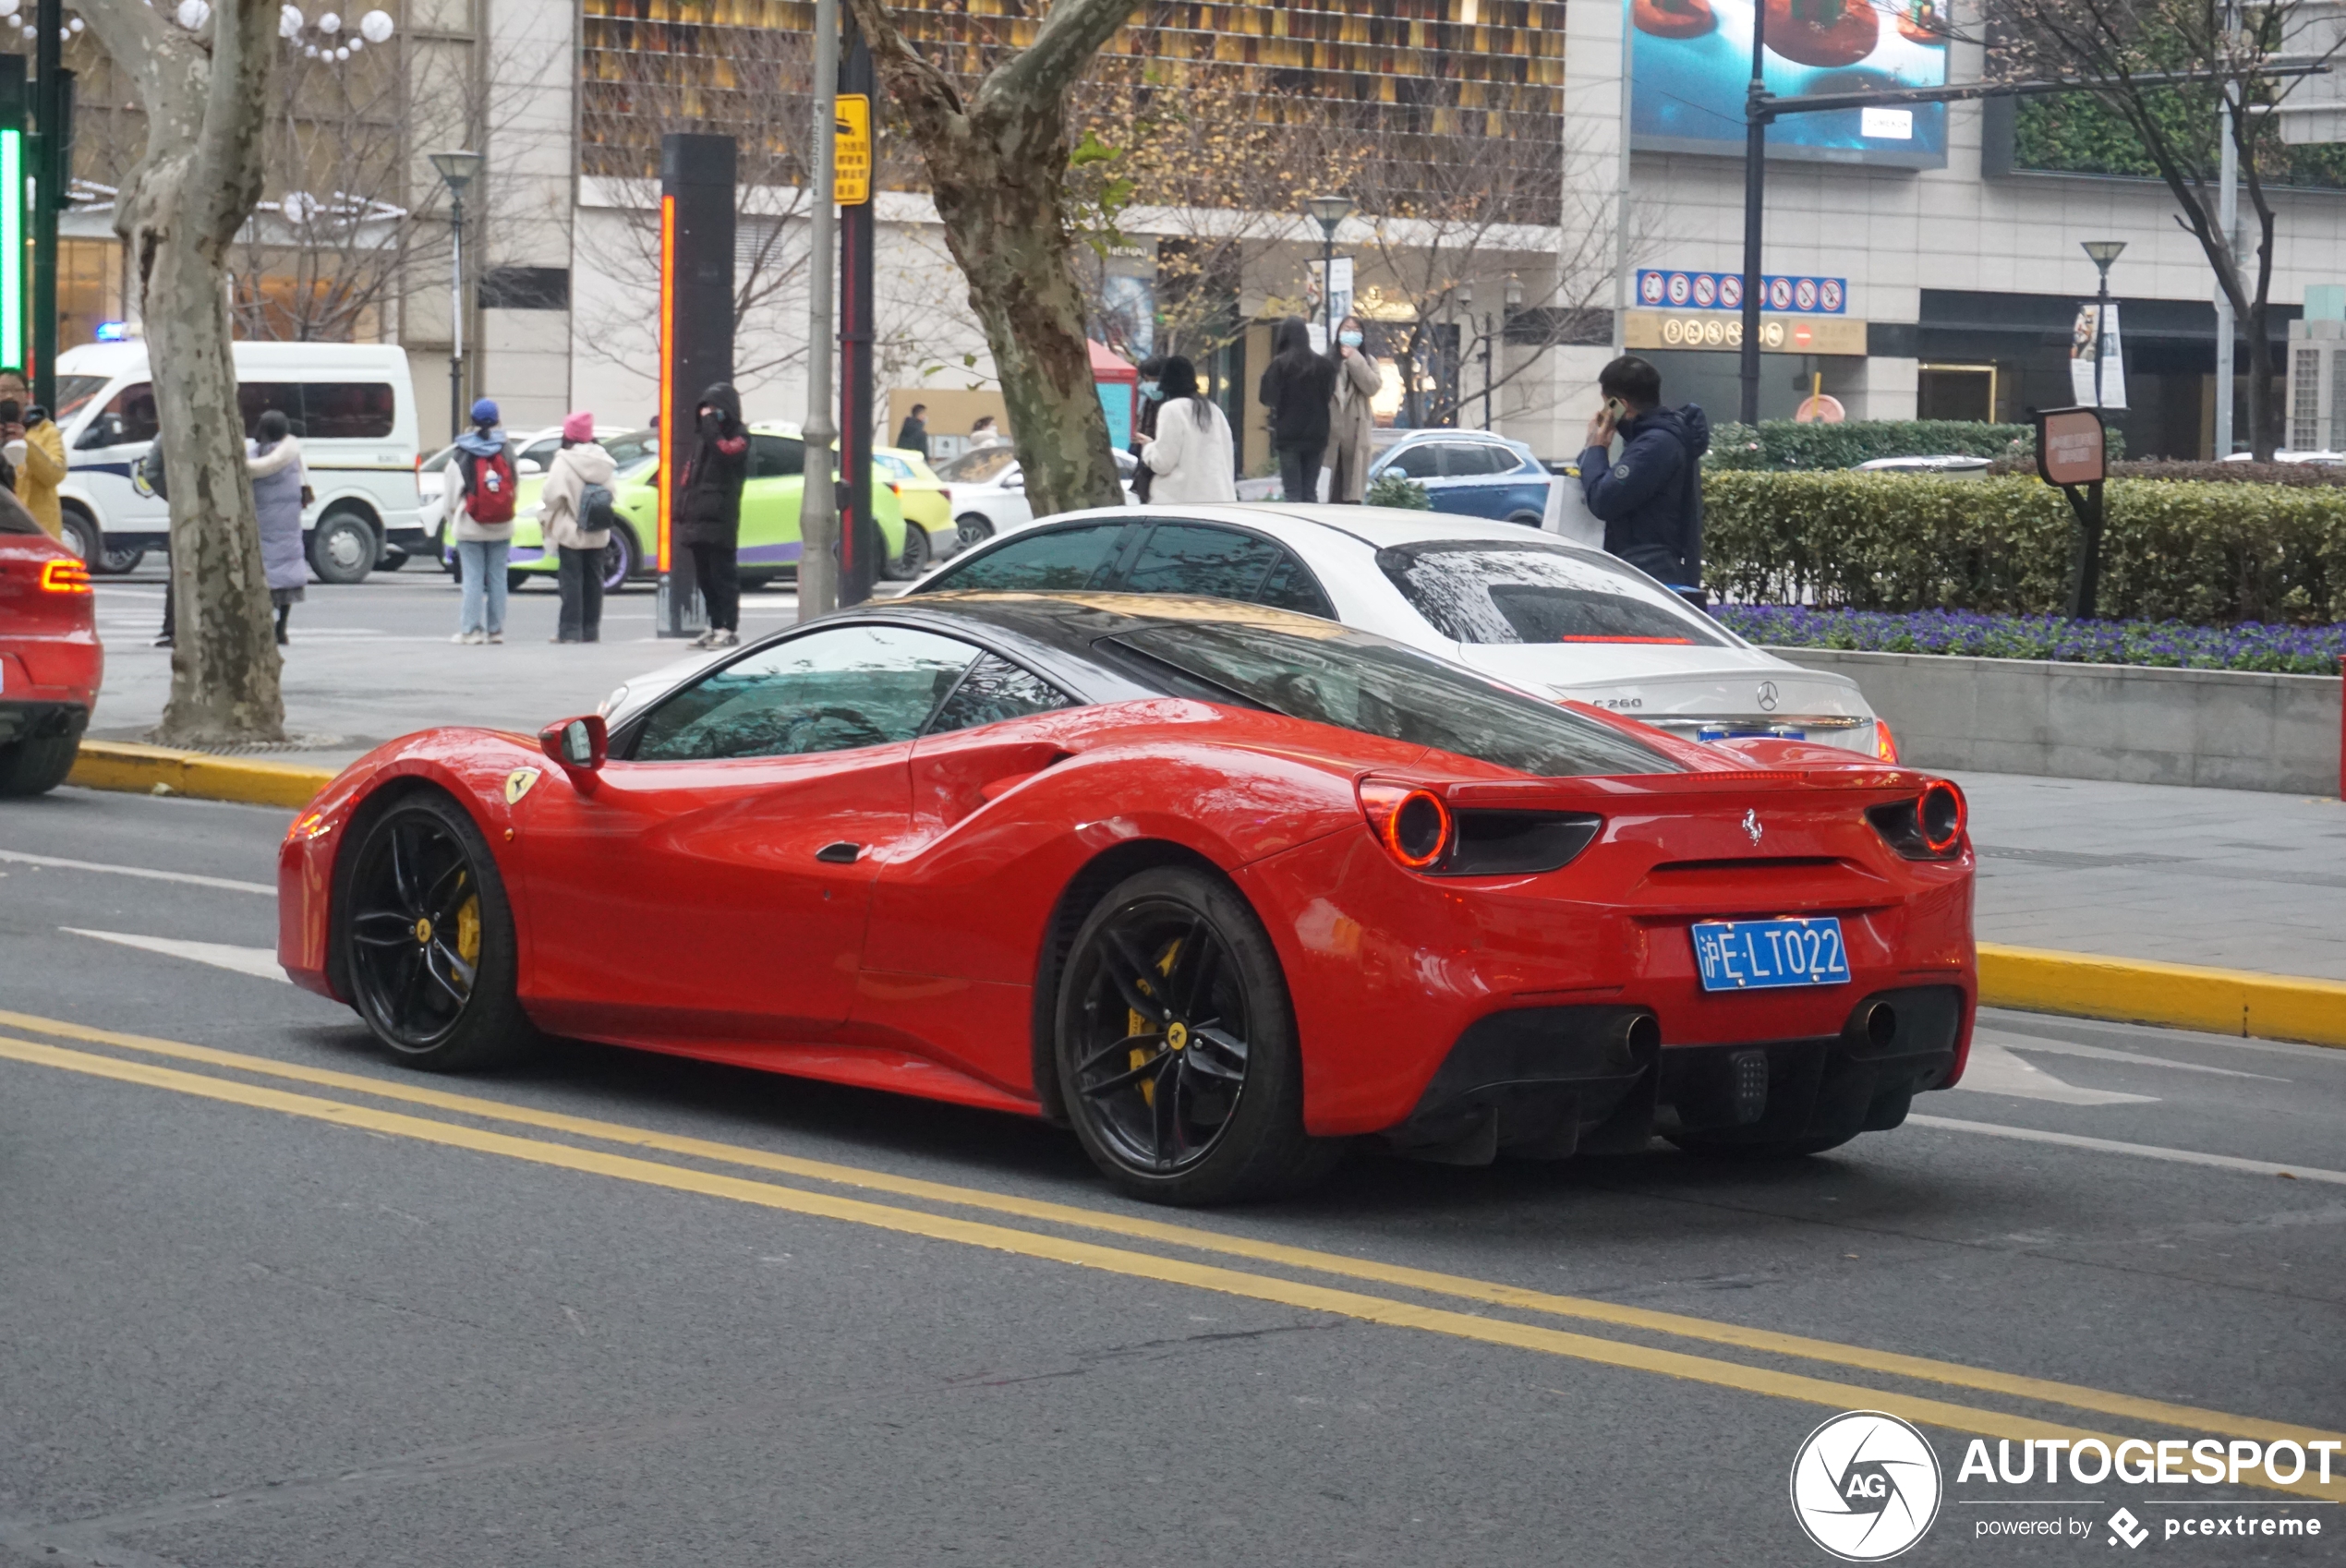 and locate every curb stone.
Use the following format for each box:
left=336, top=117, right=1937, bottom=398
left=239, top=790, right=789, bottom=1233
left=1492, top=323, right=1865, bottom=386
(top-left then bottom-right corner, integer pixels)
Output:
left=61, top=742, right=2346, bottom=1050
